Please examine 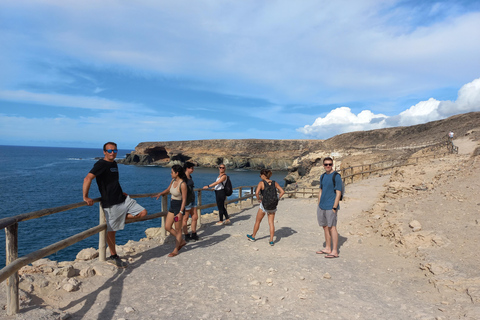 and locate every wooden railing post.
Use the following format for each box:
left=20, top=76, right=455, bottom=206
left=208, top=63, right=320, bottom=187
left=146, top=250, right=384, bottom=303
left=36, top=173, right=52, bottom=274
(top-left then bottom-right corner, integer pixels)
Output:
left=197, top=190, right=202, bottom=228
left=5, top=222, right=19, bottom=315
left=238, top=187, right=243, bottom=209
left=161, top=195, right=167, bottom=237
left=98, top=204, right=106, bottom=262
